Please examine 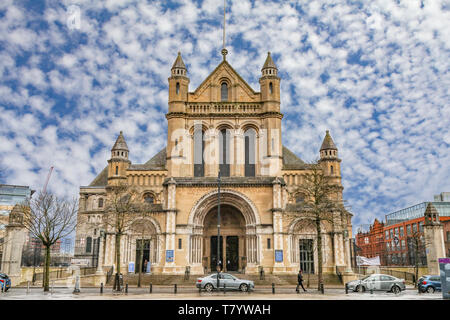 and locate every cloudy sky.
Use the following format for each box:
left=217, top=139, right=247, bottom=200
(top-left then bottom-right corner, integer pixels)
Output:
left=0, top=0, right=449, bottom=230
